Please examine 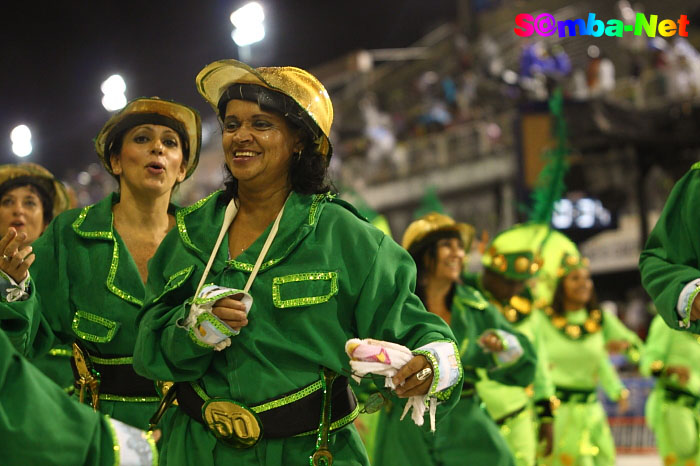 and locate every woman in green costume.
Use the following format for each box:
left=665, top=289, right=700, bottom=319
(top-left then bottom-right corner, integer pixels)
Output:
left=0, top=97, right=201, bottom=430
left=133, top=60, right=463, bottom=466
left=0, top=163, right=73, bottom=392
left=641, top=313, right=700, bottom=466
left=540, top=250, right=631, bottom=466
left=0, top=328, right=157, bottom=465
left=372, top=213, right=537, bottom=466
